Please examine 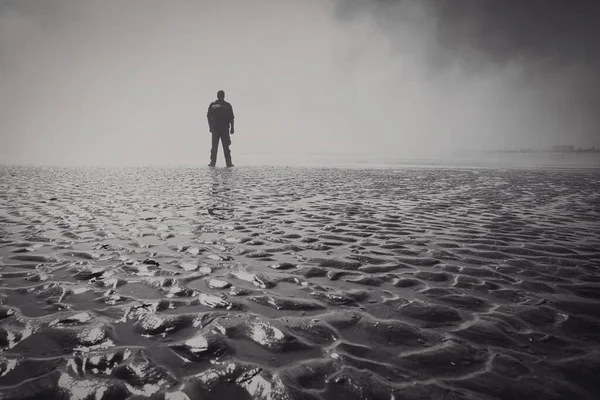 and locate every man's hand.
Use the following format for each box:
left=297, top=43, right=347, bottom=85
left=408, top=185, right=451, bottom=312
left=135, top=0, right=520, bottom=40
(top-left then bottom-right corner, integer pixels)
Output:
left=230, top=127, right=235, bottom=135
